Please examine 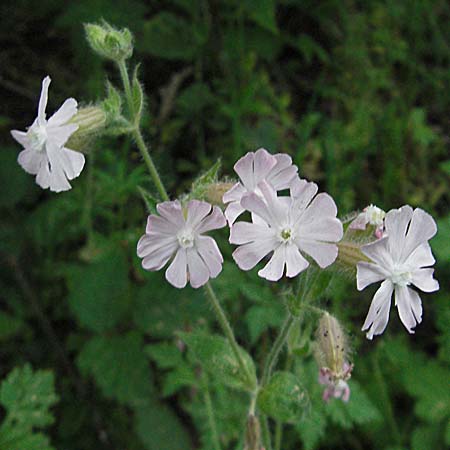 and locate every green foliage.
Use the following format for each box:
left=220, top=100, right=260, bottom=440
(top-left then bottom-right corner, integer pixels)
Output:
left=0, top=365, right=58, bottom=450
